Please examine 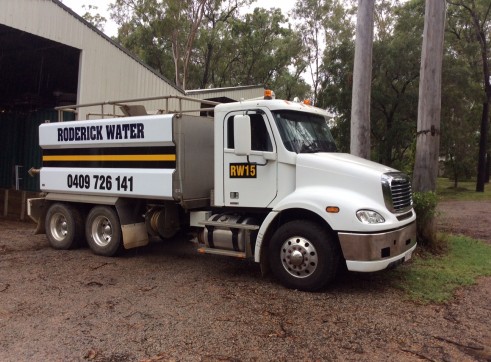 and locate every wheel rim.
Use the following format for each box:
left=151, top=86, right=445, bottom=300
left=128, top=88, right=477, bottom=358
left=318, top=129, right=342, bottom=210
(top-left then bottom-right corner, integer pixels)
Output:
left=91, top=215, right=113, bottom=247
left=280, top=236, right=319, bottom=278
left=50, top=212, right=68, bottom=241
